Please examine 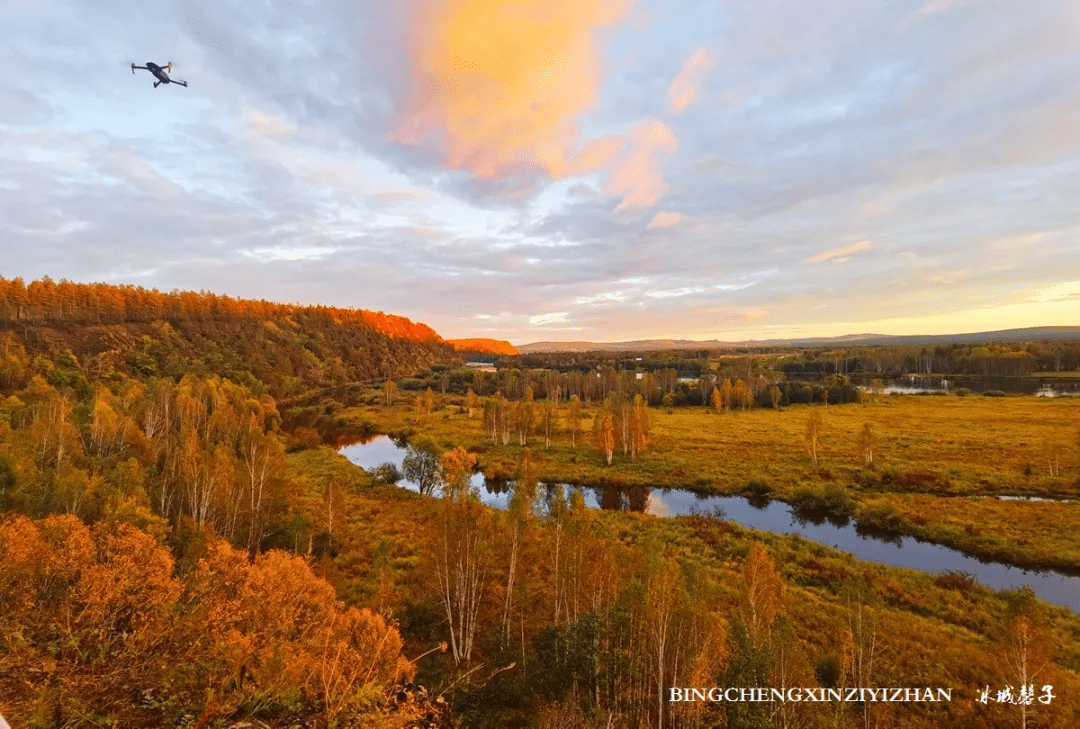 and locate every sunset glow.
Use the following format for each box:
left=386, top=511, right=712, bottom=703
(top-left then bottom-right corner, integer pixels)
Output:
left=1, top=0, right=1078, bottom=344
